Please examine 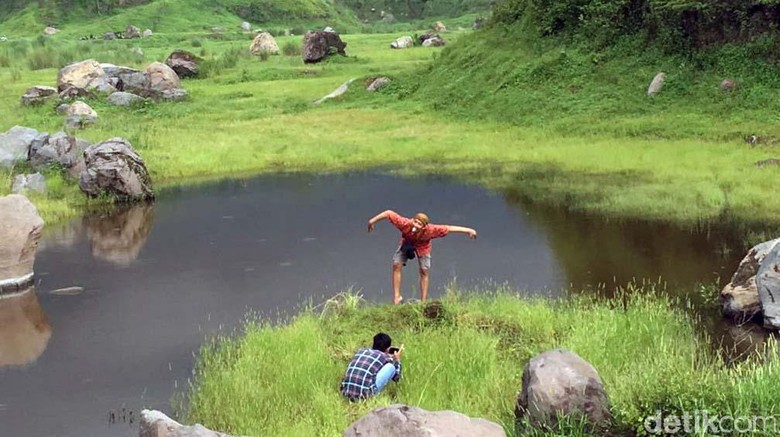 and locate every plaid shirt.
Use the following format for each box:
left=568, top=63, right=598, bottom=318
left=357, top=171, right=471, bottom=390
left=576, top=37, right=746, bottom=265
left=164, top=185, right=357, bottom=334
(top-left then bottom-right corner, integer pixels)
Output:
left=340, top=348, right=402, bottom=401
